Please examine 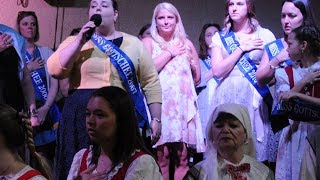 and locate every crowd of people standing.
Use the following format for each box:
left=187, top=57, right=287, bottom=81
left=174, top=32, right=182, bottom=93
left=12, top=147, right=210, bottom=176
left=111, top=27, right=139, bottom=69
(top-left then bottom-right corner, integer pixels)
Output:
left=0, top=0, right=319, bottom=179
